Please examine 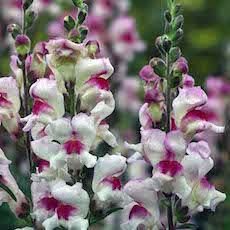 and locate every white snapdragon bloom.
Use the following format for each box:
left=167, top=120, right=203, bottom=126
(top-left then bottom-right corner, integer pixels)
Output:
left=31, top=178, right=90, bottom=230
left=0, top=77, right=21, bottom=140
left=92, top=154, right=128, bottom=209
left=31, top=114, right=97, bottom=171
left=121, top=179, right=160, bottom=230
left=0, top=148, right=29, bottom=218
left=21, top=78, right=65, bottom=134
